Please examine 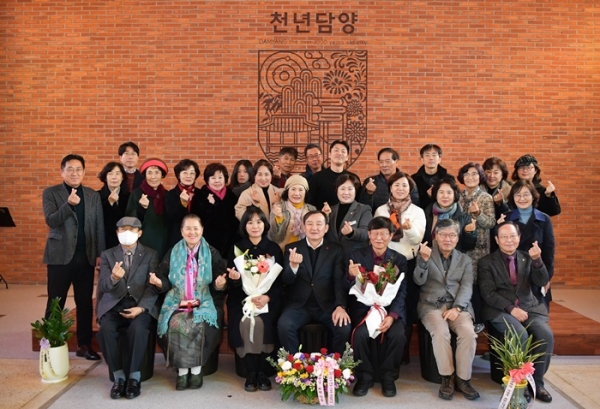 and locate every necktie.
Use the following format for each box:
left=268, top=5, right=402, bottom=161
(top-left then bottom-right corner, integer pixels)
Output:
left=508, top=255, right=517, bottom=286
left=124, top=251, right=133, bottom=274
